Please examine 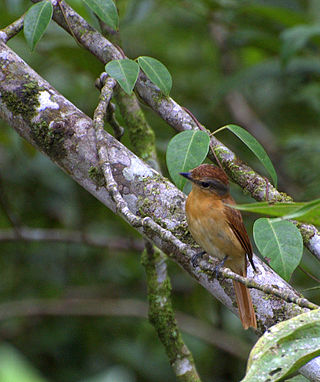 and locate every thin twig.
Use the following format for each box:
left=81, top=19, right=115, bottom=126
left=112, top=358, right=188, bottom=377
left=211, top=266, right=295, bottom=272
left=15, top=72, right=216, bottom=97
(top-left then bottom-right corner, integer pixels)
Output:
left=94, top=73, right=124, bottom=140
left=198, top=260, right=319, bottom=311
left=57, top=0, right=82, bottom=48
left=92, top=77, right=193, bottom=257
left=0, top=15, right=24, bottom=43
left=93, top=76, right=145, bottom=228
left=298, top=265, right=320, bottom=284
